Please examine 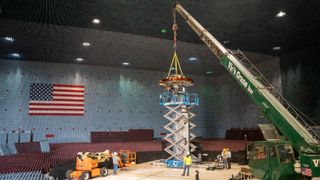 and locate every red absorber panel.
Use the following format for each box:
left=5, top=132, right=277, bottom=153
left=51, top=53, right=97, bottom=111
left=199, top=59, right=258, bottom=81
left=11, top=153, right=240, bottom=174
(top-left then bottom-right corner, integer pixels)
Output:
left=45, top=134, right=55, bottom=138
left=15, top=142, right=41, bottom=153
left=225, top=128, right=264, bottom=141
left=50, top=141, right=162, bottom=155
left=128, top=129, right=154, bottom=141
left=90, top=129, right=154, bottom=143
left=109, top=131, right=129, bottom=142
left=90, top=132, right=108, bottom=143
left=201, top=139, right=246, bottom=152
